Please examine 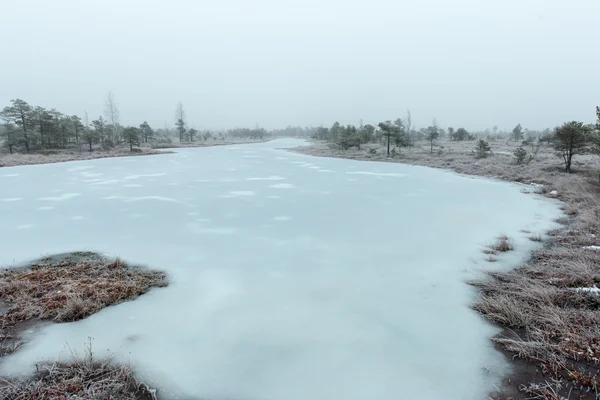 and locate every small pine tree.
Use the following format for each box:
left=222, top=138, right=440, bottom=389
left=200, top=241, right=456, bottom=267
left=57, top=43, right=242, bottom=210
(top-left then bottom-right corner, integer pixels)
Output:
left=553, top=121, right=591, bottom=173
left=123, top=127, right=140, bottom=152
left=475, top=139, right=491, bottom=158
left=513, top=146, right=529, bottom=164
